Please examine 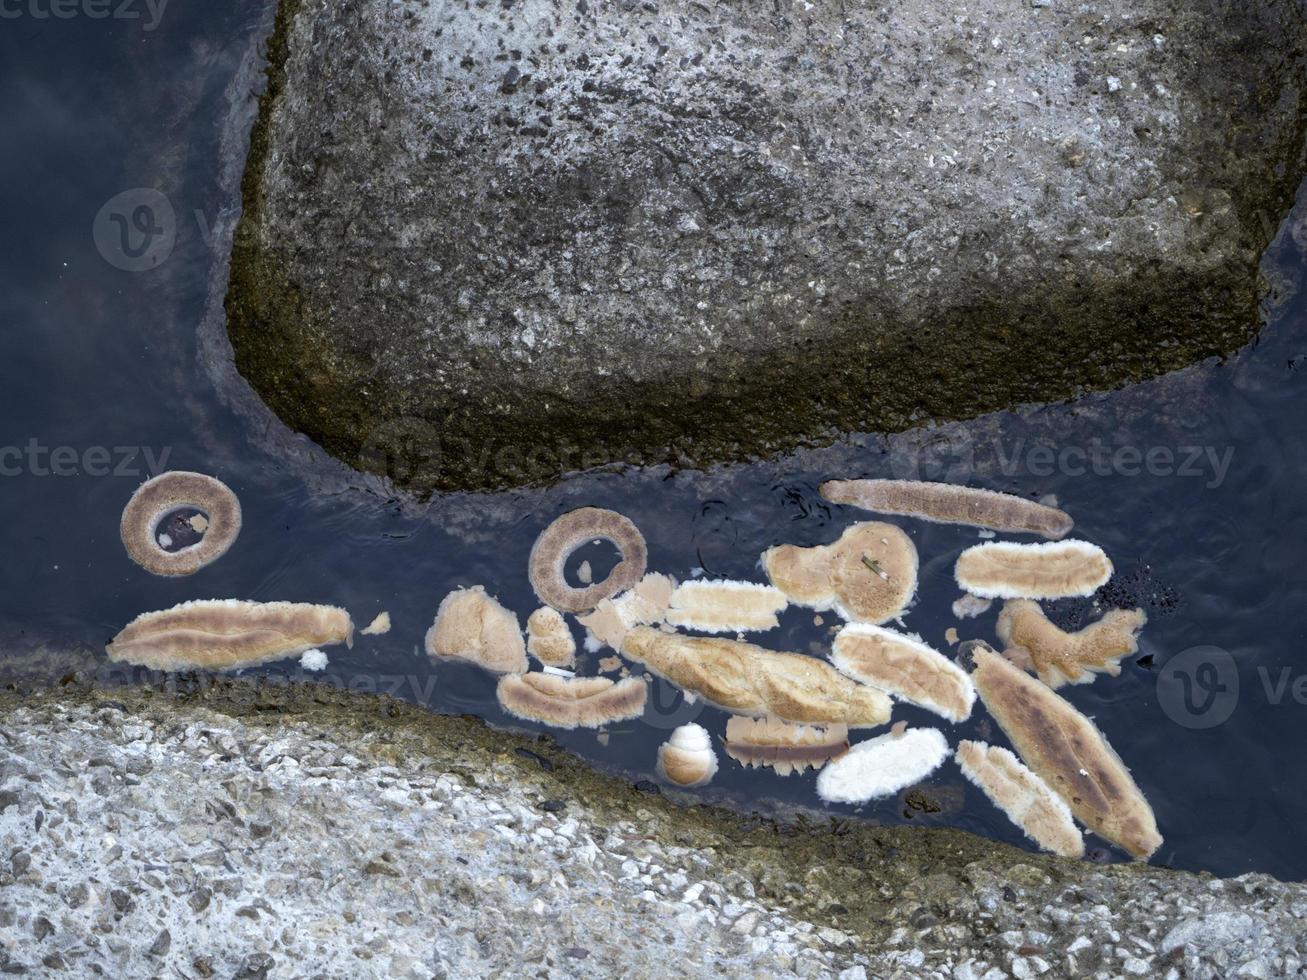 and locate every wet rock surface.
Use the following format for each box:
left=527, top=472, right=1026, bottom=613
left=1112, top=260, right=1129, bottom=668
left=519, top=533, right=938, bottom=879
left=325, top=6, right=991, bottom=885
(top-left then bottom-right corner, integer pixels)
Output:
left=2, top=681, right=1306, bottom=978
left=225, top=0, right=1307, bottom=490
